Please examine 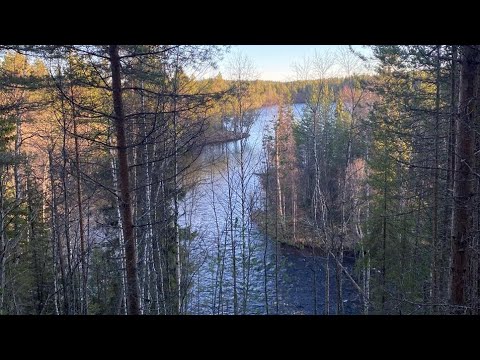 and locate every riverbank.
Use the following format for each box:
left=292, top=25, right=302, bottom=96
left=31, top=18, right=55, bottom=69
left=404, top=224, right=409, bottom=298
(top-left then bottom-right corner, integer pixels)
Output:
left=251, top=171, right=329, bottom=252
left=251, top=208, right=325, bottom=251
left=200, top=129, right=249, bottom=146
left=251, top=208, right=355, bottom=256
